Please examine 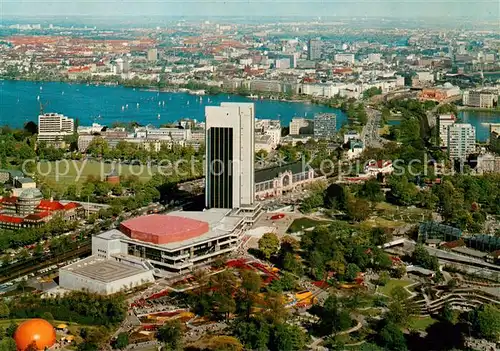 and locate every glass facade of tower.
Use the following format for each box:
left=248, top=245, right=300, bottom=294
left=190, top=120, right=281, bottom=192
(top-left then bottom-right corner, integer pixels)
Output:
left=207, top=127, right=234, bottom=208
